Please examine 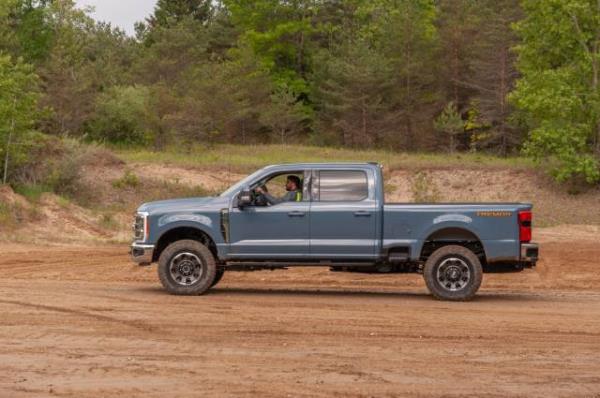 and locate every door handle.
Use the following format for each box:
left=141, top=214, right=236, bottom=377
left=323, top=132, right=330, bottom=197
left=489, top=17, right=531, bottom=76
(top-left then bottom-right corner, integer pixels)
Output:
left=288, top=211, right=306, bottom=217
left=354, top=211, right=371, bottom=217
